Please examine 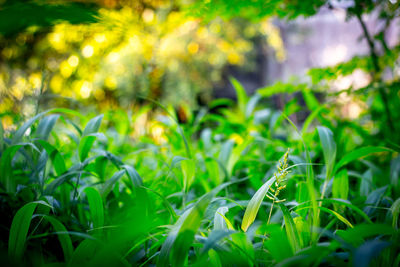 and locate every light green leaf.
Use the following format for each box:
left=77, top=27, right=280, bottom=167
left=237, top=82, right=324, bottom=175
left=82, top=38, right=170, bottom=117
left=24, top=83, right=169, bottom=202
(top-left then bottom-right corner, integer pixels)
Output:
left=317, top=126, right=336, bottom=180
left=334, top=147, right=392, bottom=174
left=181, top=159, right=195, bottom=192
left=241, top=176, right=275, bottom=232
left=319, top=206, right=353, bottom=228
left=280, top=204, right=301, bottom=252
left=82, top=114, right=103, bottom=137
left=230, top=77, right=248, bottom=115
left=213, top=206, right=229, bottom=230
left=332, top=169, right=349, bottom=200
